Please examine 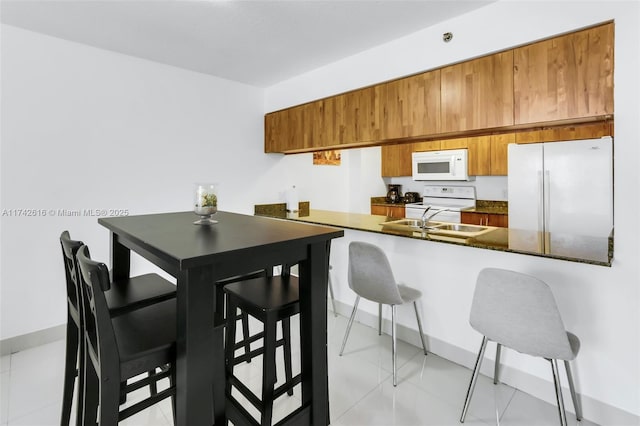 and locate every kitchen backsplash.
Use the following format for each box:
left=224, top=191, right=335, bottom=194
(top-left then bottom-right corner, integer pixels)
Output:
left=385, top=175, right=509, bottom=201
